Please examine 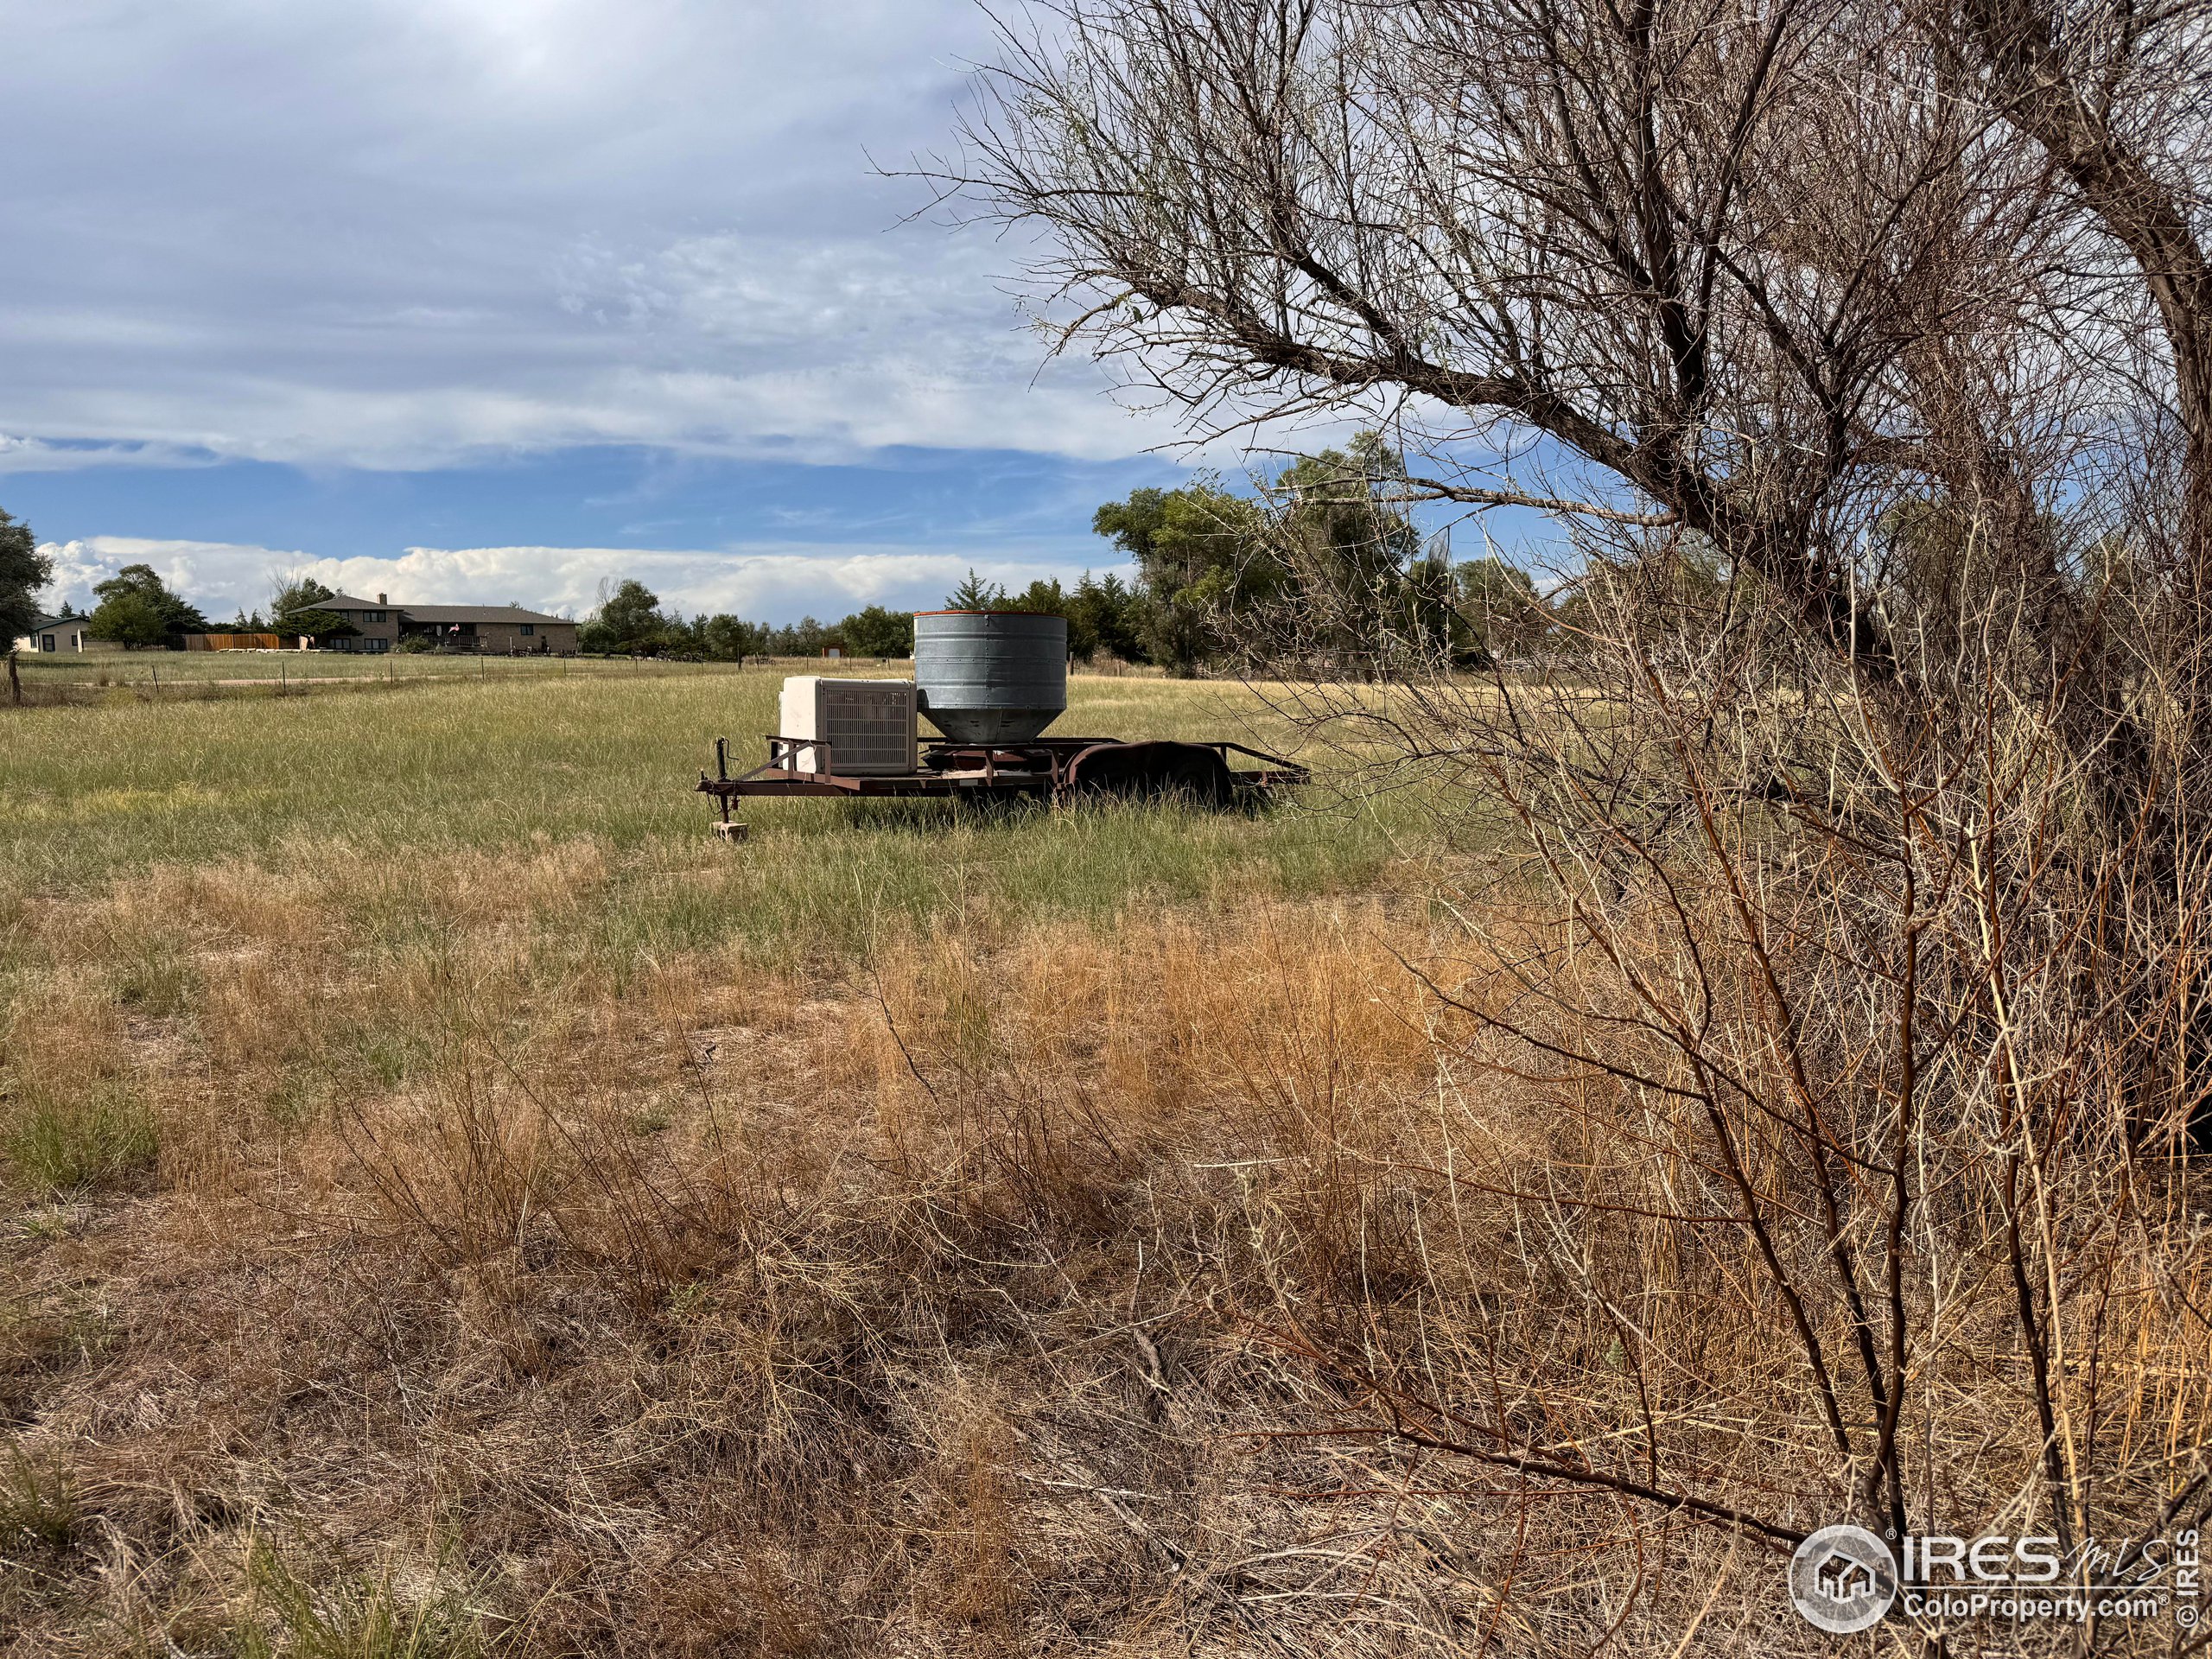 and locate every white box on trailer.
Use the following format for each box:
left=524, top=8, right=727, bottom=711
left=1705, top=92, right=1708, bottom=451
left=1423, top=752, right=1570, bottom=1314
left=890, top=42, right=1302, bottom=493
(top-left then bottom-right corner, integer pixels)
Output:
left=778, top=677, right=918, bottom=775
